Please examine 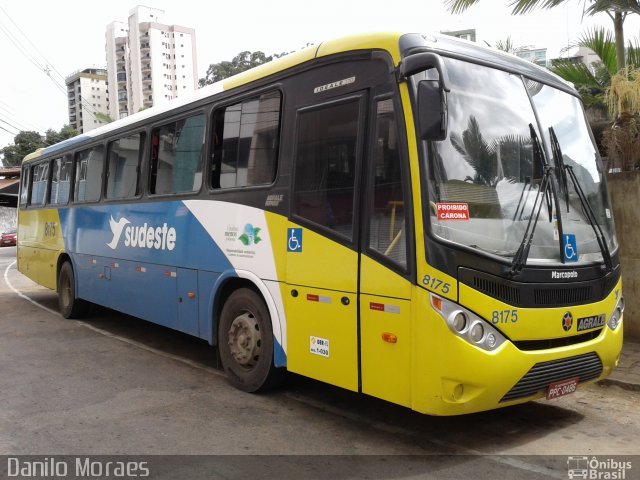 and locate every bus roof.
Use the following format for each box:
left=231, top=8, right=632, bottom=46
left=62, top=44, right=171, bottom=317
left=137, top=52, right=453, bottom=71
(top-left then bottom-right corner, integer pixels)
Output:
left=23, top=31, right=571, bottom=164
